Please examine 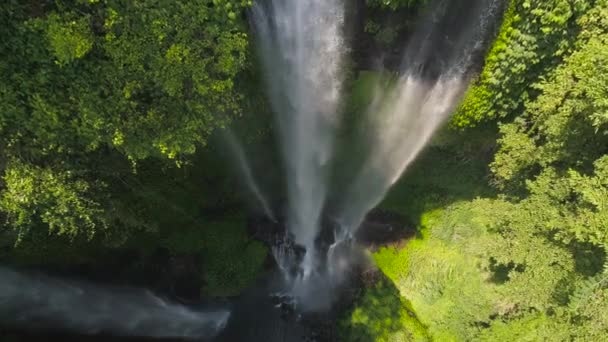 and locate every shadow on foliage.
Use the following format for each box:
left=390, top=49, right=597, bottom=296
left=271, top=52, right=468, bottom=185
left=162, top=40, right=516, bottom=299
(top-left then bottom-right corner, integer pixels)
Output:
left=339, top=271, right=428, bottom=342
left=379, top=123, right=499, bottom=233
